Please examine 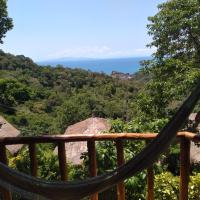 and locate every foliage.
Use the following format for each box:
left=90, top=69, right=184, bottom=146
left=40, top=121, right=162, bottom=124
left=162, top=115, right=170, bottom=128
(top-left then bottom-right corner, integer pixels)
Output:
left=137, top=0, right=200, bottom=122
left=0, top=50, right=146, bottom=135
left=9, top=144, right=60, bottom=180
left=154, top=172, right=179, bottom=200
left=37, top=144, right=60, bottom=180
left=0, top=0, right=13, bottom=43
left=0, top=79, right=33, bottom=107
left=147, top=0, right=200, bottom=61
left=9, top=147, right=31, bottom=175
left=189, top=173, right=200, bottom=199
left=154, top=172, right=200, bottom=200
left=110, top=117, right=169, bottom=134
left=125, top=172, right=146, bottom=200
